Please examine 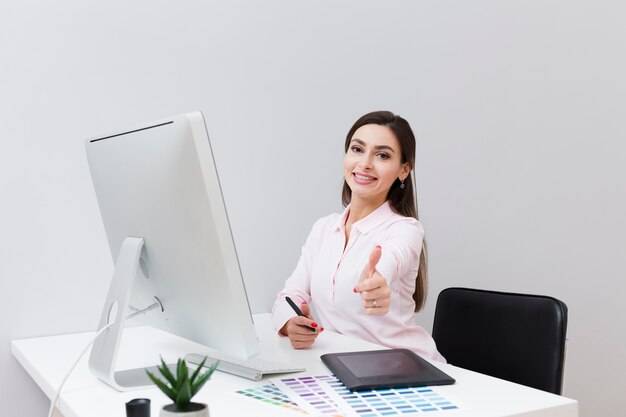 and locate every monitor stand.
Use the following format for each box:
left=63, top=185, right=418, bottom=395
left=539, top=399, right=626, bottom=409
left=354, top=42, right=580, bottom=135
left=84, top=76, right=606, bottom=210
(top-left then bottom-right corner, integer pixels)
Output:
left=88, top=237, right=166, bottom=391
